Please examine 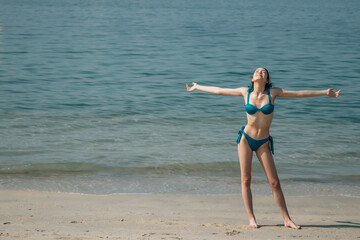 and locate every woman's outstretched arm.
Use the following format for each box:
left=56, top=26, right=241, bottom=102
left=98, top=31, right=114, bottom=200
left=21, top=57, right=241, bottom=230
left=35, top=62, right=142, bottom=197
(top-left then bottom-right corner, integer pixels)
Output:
left=186, top=82, right=245, bottom=96
left=273, top=87, right=341, bottom=98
